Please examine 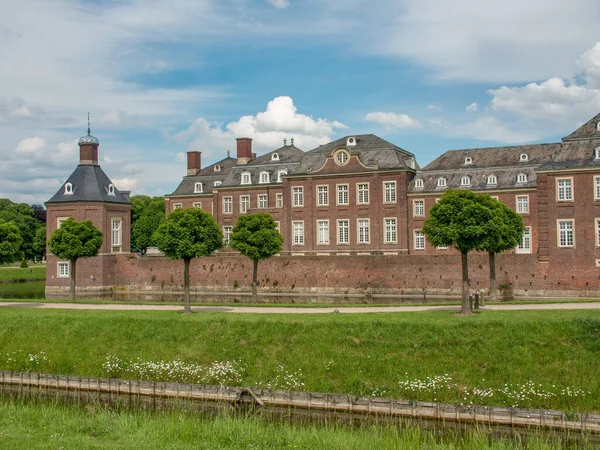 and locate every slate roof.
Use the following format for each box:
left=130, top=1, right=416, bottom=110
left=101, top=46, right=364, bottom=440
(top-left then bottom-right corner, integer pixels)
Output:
left=537, top=139, right=600, bottom=171
left=168, top=155, right=237, bottom=196
left=47, top=165, right=130, bottom=204
left=293, top=134, right=417, bottom=175
left=562, top=113, right=600, bottom=141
